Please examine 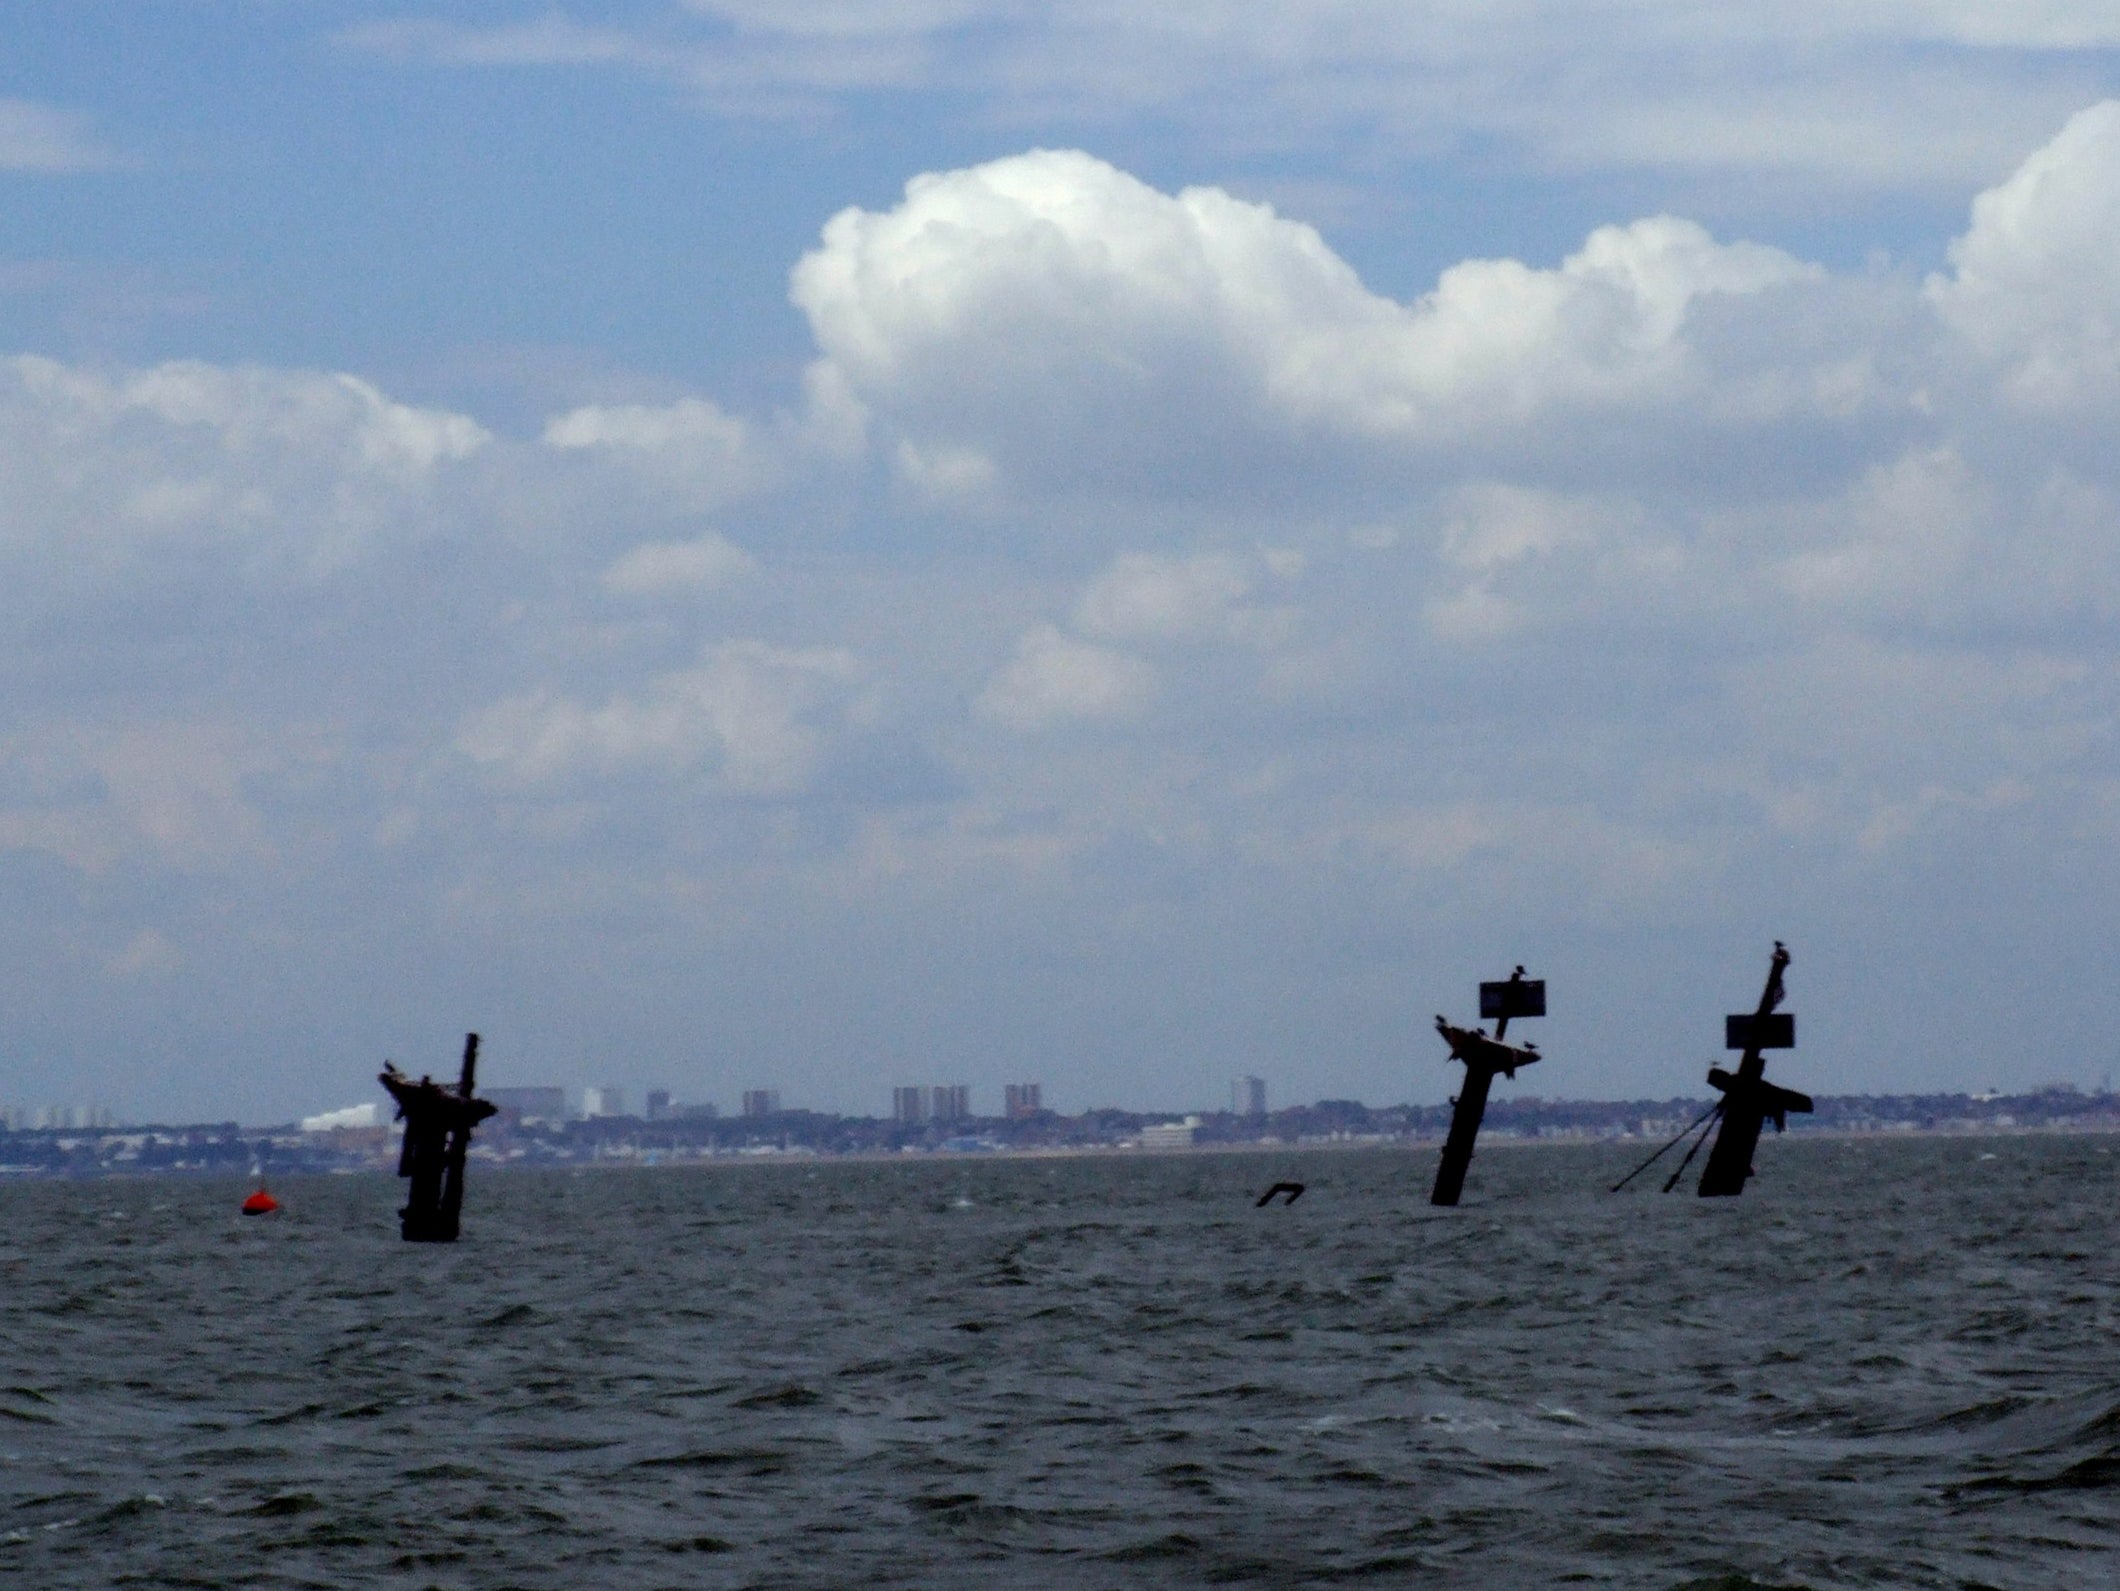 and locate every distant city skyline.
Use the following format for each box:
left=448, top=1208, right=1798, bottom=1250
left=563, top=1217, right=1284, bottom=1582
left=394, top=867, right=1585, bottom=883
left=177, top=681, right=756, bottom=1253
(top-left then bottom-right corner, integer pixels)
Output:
left=6, top=1078, right=2112, bottom=1158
